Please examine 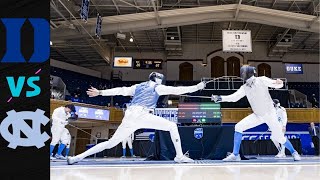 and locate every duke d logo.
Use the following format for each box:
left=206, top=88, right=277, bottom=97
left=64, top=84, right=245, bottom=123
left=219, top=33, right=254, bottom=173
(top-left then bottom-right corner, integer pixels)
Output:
left=0, top=18, right=49, bottom=63
left=0, top=109, right=50, bottom=149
